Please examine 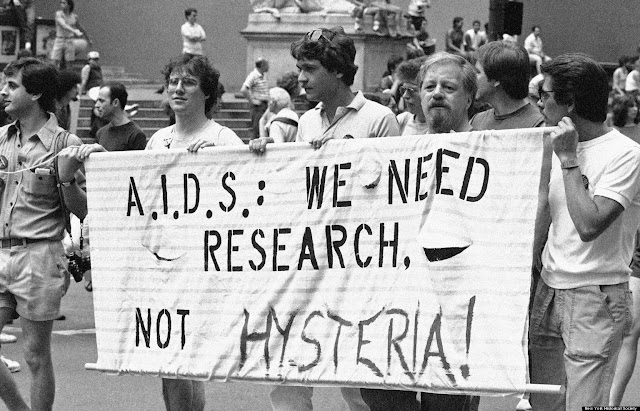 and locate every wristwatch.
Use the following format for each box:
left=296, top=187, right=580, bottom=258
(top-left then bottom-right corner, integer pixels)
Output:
left=60, top=178, right=76, bottom=187
left=560, top=158, right=579, bottom=169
